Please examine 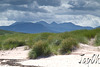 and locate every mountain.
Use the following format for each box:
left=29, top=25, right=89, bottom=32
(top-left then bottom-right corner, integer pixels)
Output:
left=10, top=22, right=31, bottom=26
left=37, top=21, right=49, bottom=26
left=96, top=26, right=100, bottom=28
left=0, top=22, right=56, bottom=33
left=0, top=21, right=93, bottom=33
left=37, top=21, right=93, bottom=32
